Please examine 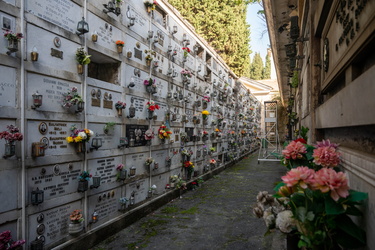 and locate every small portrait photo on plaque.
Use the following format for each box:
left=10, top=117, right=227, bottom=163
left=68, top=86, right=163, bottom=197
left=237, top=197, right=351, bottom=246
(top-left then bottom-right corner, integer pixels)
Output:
left=1, top=15, right=12, bottom=30
left=38, top=122, right=48, bottom=135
